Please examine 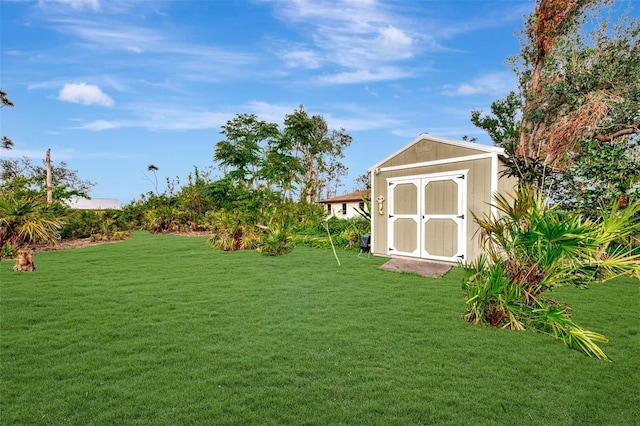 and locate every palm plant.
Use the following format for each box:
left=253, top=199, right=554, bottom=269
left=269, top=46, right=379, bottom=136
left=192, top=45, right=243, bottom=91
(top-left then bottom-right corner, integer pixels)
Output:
left=206, top=209, right=258, bottom=252
left=0, top=194, right=62, bottom=259
left=464, top=185, right=640, bottom=360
